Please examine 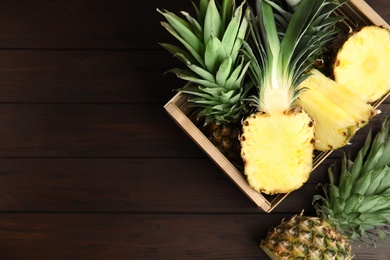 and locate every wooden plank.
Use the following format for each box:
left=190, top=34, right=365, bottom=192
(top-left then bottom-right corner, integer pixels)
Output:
left=0, top=213, right=388, bottom=259
left=0, top=50, right=180, bottom=103
left=0, top=155, right=384, bottom=214
left=366, top=0, right=390, bottom=22
left=0, top=1, right=386, bottom=50
left=0, top=158, right=337, bottom=213
left=0, top=0, right=190, bottom=50
left=0, top=103, right=387, bottom=158
left=0, top=103, right=204, bottom=158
